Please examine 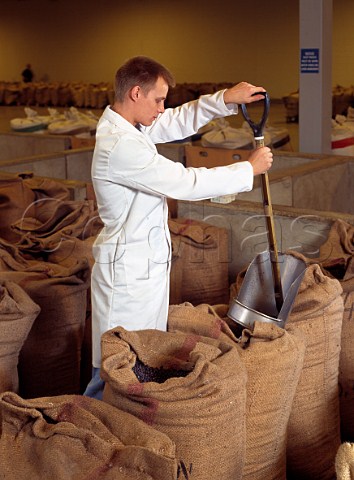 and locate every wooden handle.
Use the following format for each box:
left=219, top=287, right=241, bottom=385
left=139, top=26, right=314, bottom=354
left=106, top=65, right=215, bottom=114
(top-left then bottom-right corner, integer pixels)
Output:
left=255, top=137, right=284, bottom=312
